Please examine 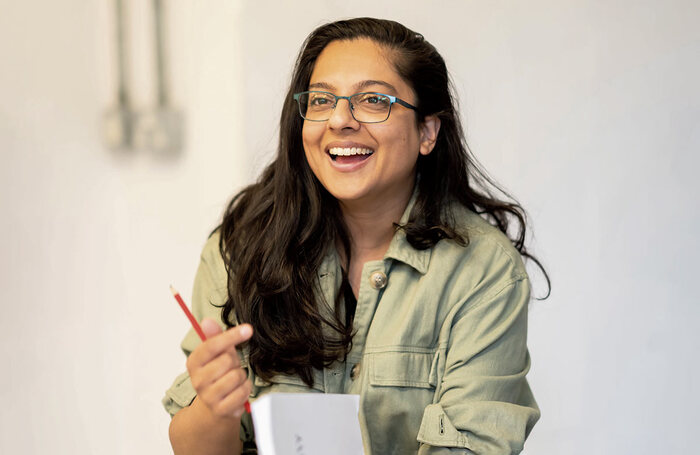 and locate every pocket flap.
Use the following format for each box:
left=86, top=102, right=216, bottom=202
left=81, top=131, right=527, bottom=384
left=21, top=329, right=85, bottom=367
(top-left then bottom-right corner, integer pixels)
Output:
left=369, top=351, right=434, bottom=388
left=165, top=371, right=196, bottom=409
